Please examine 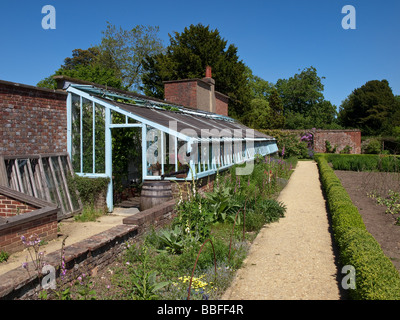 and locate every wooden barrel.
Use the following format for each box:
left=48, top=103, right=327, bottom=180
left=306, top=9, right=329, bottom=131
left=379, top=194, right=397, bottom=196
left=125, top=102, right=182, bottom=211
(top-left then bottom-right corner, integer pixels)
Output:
left=140, top=180, right=173, bottom=211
